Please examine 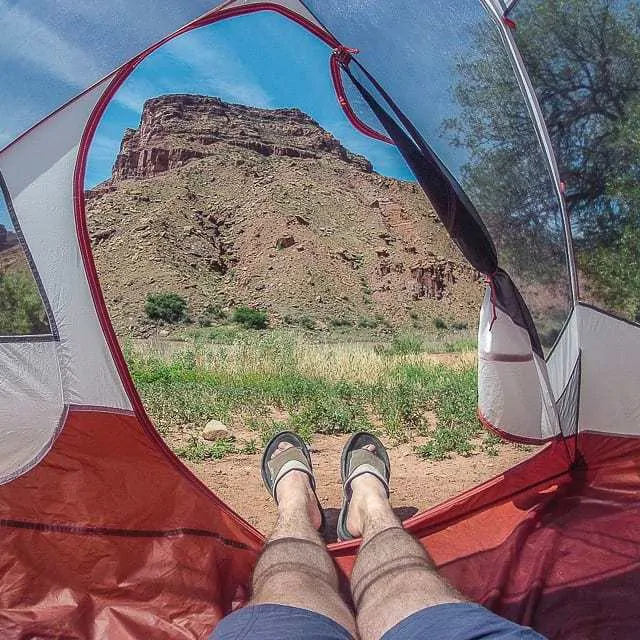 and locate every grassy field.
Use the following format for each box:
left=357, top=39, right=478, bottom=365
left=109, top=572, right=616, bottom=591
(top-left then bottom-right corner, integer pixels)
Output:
left=125, top=327, right=505, bottom=463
